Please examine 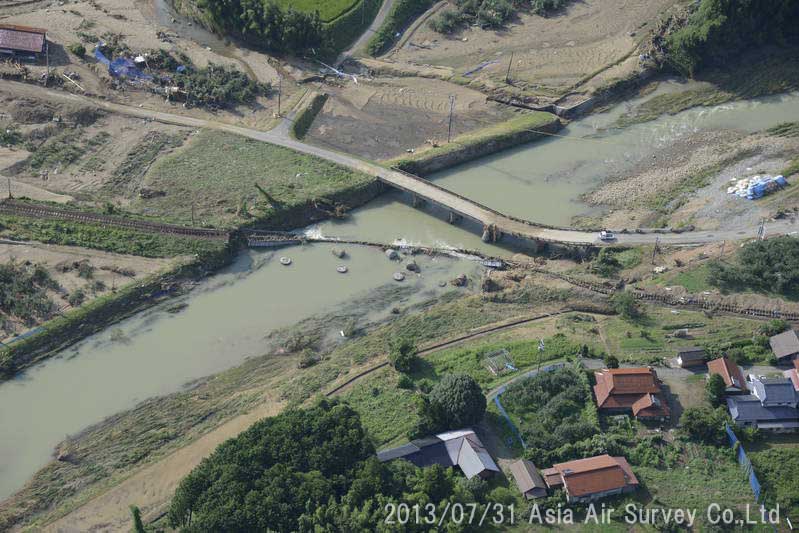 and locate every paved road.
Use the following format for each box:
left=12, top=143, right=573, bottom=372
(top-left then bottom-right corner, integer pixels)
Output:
left=7, top=81, right=798, bottom=247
